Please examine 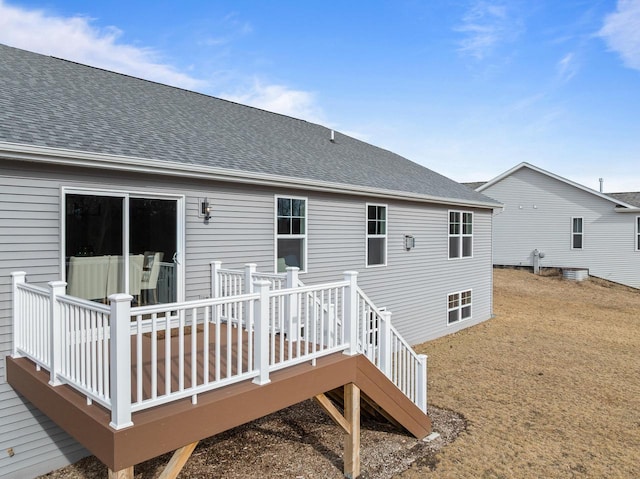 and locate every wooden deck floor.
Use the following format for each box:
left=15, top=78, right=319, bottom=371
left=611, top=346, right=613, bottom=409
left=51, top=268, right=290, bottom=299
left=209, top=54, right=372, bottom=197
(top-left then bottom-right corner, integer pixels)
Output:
left=7, top=325, right=430, bottom=472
